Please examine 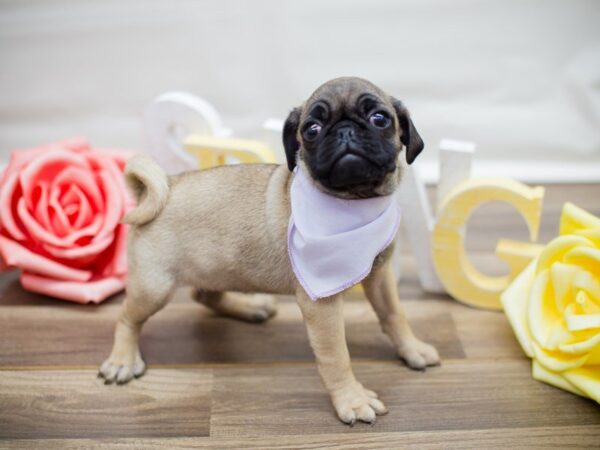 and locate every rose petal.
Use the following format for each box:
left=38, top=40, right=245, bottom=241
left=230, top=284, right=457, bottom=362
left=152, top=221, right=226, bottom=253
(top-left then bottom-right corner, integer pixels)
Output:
left=95, top=168, right=124, bottom=239
left=558, top=331, right=600, bottom=355
left=500, top=261, right=536, bottom=357
left=49, top=185, right=73, bottom=236
left=70, top=185, right=93, bottom=229
left=32, top=182, right=52, bottom=231
left=565, top=302, right=600, bottom=332
left=549, top=262, right=577, bottom=313
left=532, top=360, right=587, bottom=398
left=91, top=152, right=128, bottom=195
left=19, top=194, right=103, bottom=249
left=560, top=202, right=600, bottom=235
left=55, top=184, right=95, bottom=231
left=2, top=137, right=90, bottom=177
left=0, top=170, right=27, bottom=240
left=573, top=269, right=600, bottom=304
left=112, top=224, right=128, bottom=276
left=57, top=183, right=95, bottom=231
left=585, top=345, right=600, bottom=366
left=527, top=268, right=573, bottom=351
left=575, top=227, right=600, bottom=247
left=53, top=165, right=104, bottom=212
left=64, top=215, right=104, bottom=247
left=60, top=183, right=80, bottom=206
left=0, top=235, right=91, bottom=281
left=43, top=232, right=114, bottom=259
left=528, top=269, right=563, bottom=350
left=20, top=149, right=91, bottom=211
left=564, top=247, right=600, bottom=276
left=17, top=197, right=67, bottom=247
left=20, top=271, right=124, bottom=304
left=544, top=322, right=573, bottom=350
left=97, top=223, right=128, bottom=278
left=532, top=342, right=589, bottom=372
left=562, top=367, right=600, bottom=403
left=536, top=235, right=593, bottom=274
